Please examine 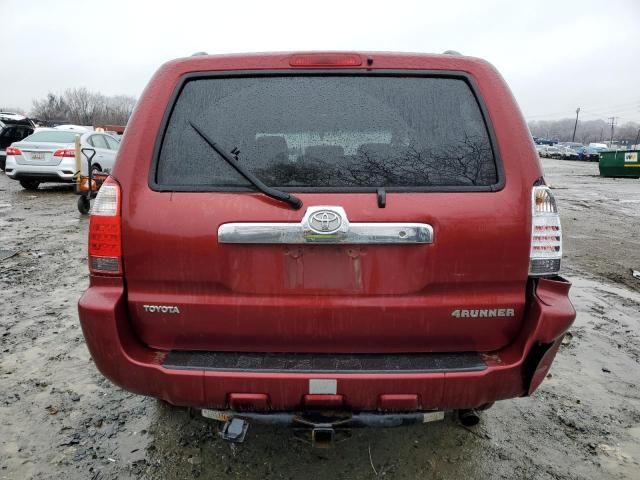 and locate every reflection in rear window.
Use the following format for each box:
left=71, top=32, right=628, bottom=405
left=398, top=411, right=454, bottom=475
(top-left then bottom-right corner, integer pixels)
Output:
left=157, top=76, right=498, bottom=189
left=24, top=131, right=81, bottom=144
